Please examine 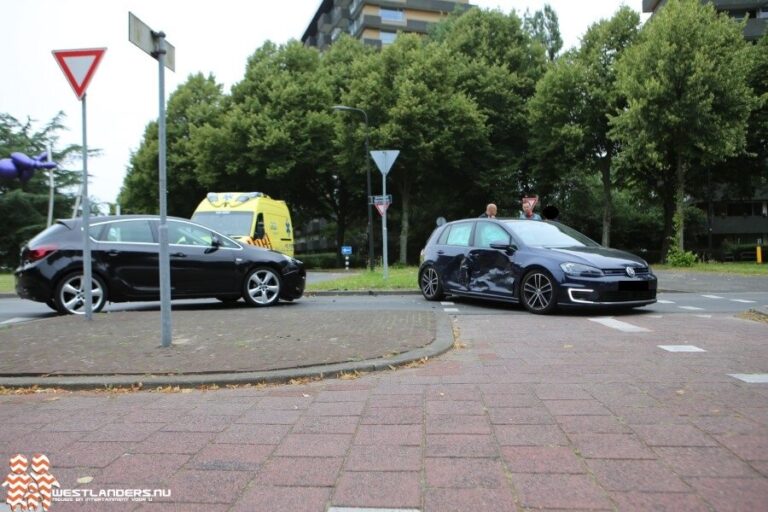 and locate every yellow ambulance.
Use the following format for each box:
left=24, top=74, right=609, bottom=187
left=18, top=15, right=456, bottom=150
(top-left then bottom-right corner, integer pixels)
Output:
left=191, top=192, right=294, bottom=256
